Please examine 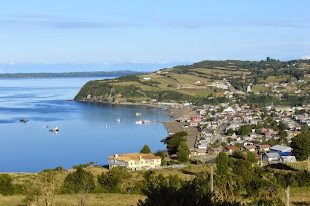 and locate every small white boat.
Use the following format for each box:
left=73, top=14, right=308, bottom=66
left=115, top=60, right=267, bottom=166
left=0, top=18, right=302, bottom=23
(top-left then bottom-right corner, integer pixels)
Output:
left=105, top=125, right=108, bottom=128
left=115, top=119, right=120, bottom=122
left=135, top=121, right=143, bottom=124
left=142, top=120, right=151, bottom=124
left=49, top=126, right=59, bottom=133
left=42, top=126, right=49, bottom=128
left=136, top=112, right=142, bottom=116
left=135, top=120, right=151, bottom=124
